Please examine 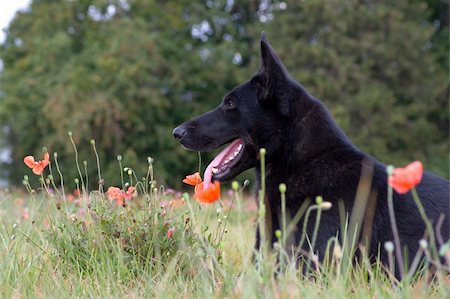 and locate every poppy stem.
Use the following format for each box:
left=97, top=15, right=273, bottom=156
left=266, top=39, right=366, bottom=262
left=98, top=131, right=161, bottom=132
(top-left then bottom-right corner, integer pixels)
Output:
left=197, top=151, right=202, bottom=174
left=90, top=140, right=103, bottom=193
left=53, top=153, right=66, bottom=202
left=411, top=188, right=439, bottom=263
left=68, top=132, right=86, bottom=195
left=387, top=181, right=405, bottom=279
left=257, top=148, right=267, bottom=264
